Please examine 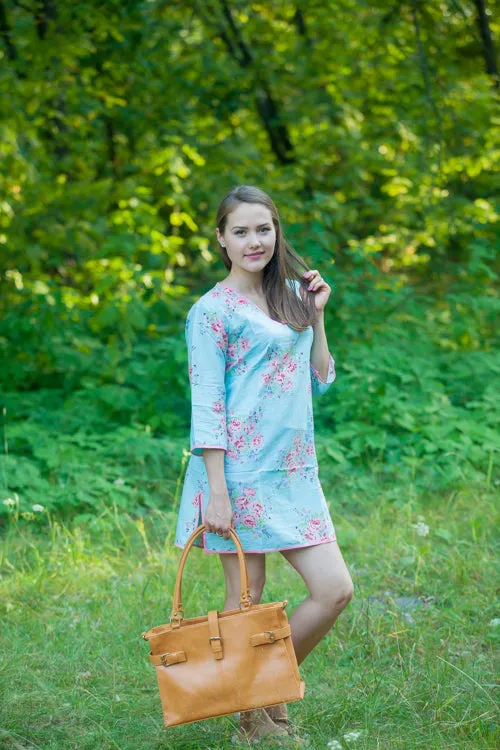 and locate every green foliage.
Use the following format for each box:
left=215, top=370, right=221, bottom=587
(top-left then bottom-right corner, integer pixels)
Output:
left=1, top=264, right=499, bottom=518
left=0, top=1, right=499, bottom=518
